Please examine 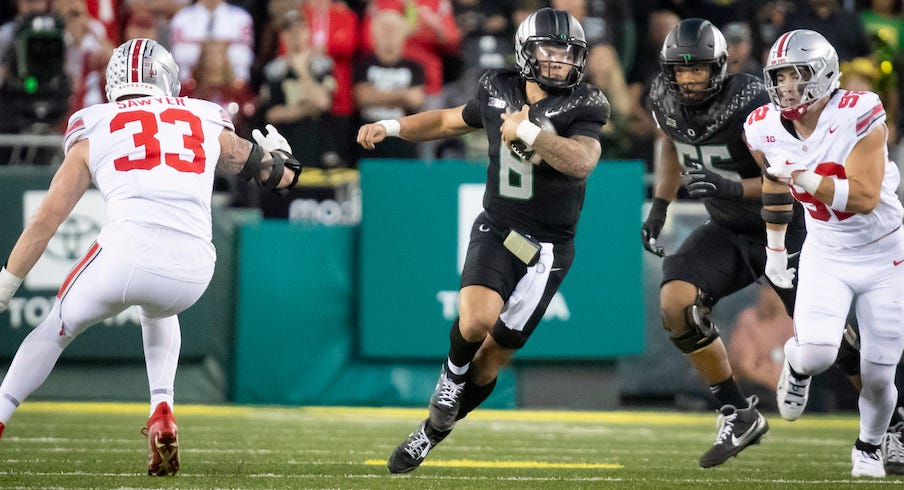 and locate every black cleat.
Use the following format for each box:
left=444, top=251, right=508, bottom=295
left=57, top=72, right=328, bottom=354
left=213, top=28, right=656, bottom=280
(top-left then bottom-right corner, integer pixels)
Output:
left=885, top=422, right=904, bottom=475
left=387, top=420, right=447, bottom=474
left=428, top=364, right=466, bottom=431
left=699, top=395, right=769, bottom=468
